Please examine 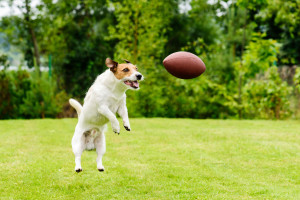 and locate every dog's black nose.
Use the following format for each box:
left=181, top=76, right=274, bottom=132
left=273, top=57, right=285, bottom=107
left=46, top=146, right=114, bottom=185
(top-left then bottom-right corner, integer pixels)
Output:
left=136, top=74, right=142, bottom=80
